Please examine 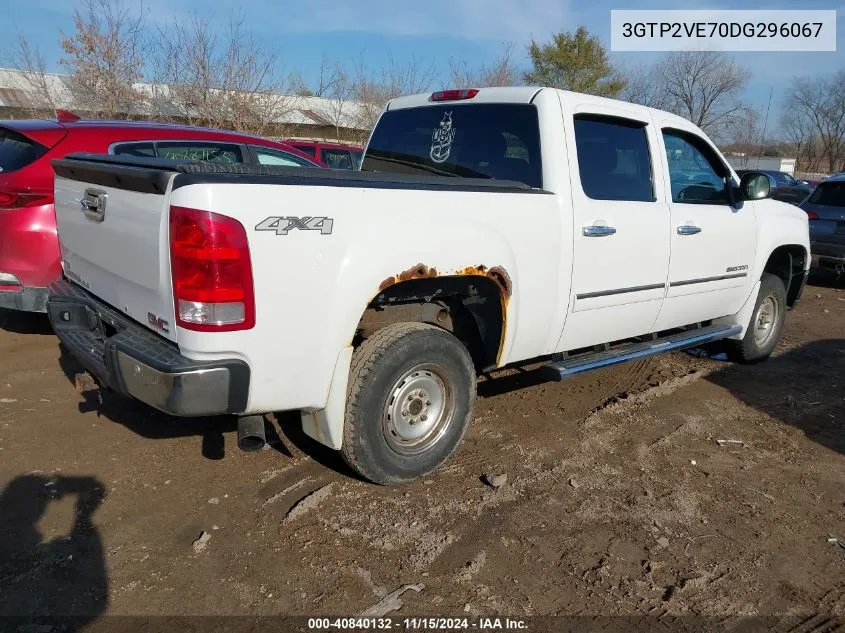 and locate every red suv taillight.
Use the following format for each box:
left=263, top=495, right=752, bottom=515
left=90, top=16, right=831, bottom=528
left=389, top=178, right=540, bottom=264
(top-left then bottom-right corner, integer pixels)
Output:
left=169, top=205, right=255, bottom=332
